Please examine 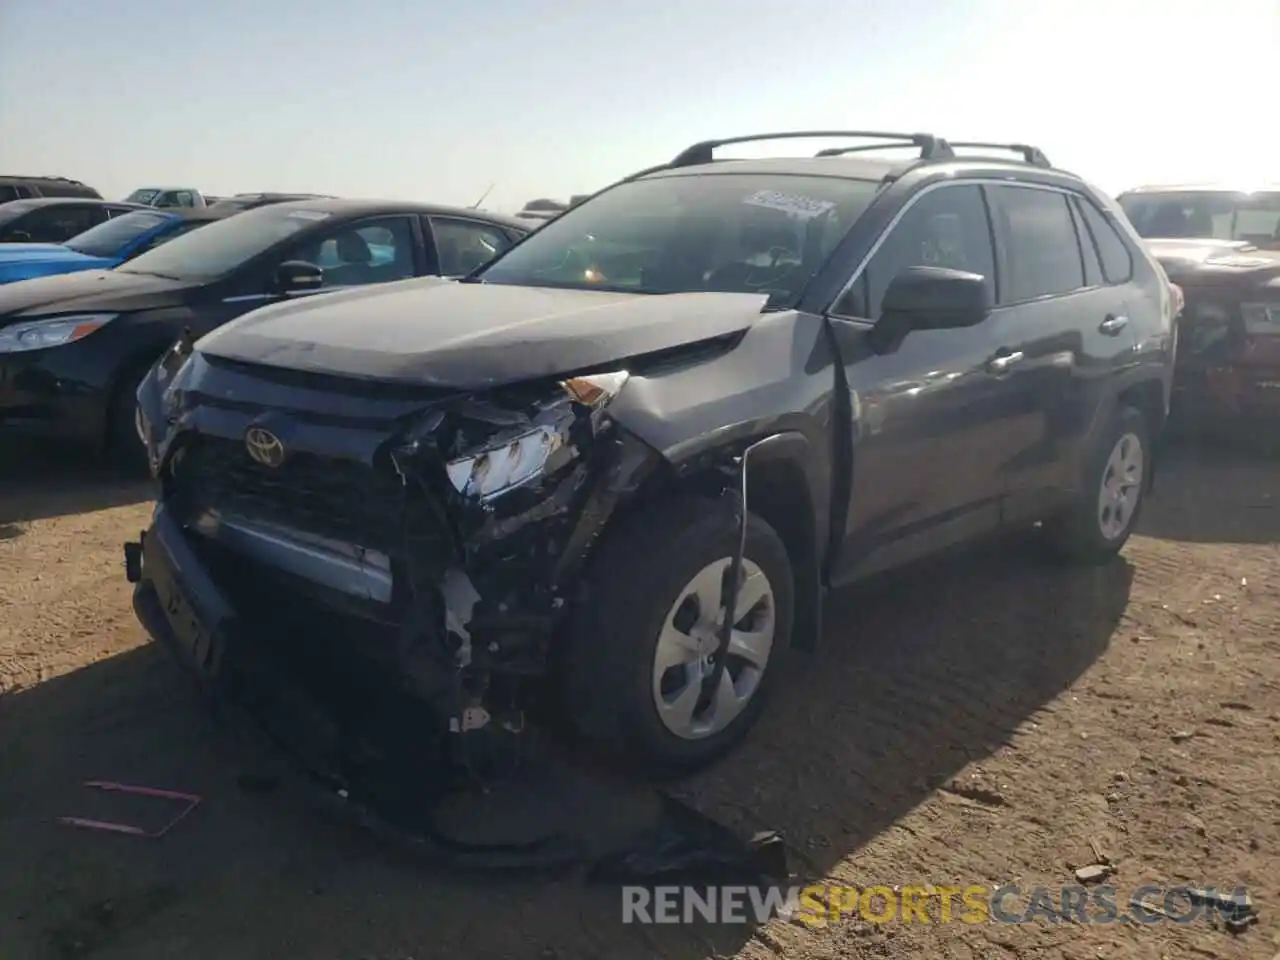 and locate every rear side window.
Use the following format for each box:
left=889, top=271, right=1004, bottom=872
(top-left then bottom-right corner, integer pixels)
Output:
left=430, top=218, right=514, bottom=276
left=1074, top=198, right=1134, bottom=284
left=988, top=185, right=1084, bottom=303
left=0, top=186, right=19, bottom=203
left=1068, top=202, right=1103, bottom=287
